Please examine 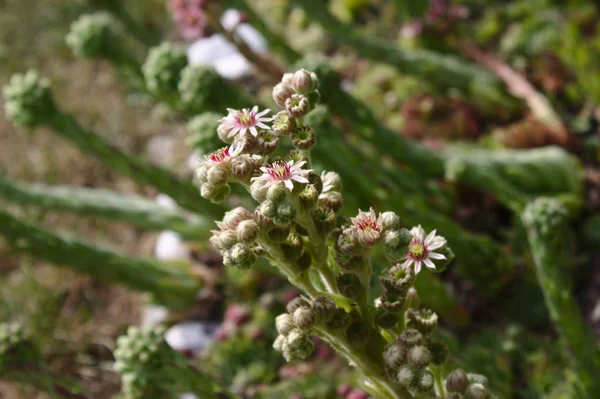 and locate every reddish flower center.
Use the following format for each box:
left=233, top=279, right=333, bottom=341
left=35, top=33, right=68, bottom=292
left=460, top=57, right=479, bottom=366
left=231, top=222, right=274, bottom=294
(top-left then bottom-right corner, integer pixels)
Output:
left=408, top=241, right=427, bottom=260
left=236, top=110, right=256, bottom=127
left=209, top=147, right=231, bottom=163
left=267, top=161, right=291, bottom=181
left=356, top=218, right=380, bottom=232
